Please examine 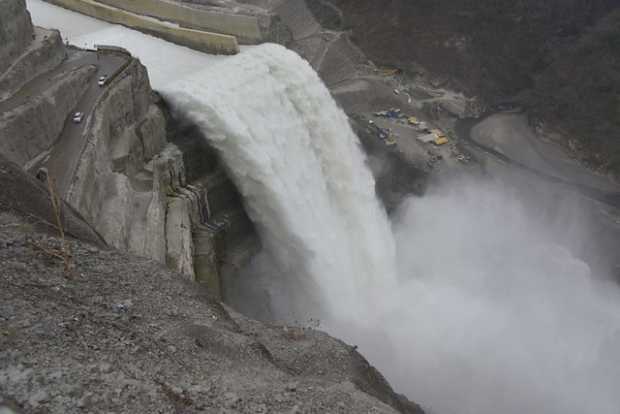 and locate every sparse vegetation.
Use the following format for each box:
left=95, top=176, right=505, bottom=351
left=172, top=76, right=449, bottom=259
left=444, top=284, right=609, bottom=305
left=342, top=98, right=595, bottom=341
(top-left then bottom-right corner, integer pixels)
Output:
left=27, top=175, right=73, bottom=276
